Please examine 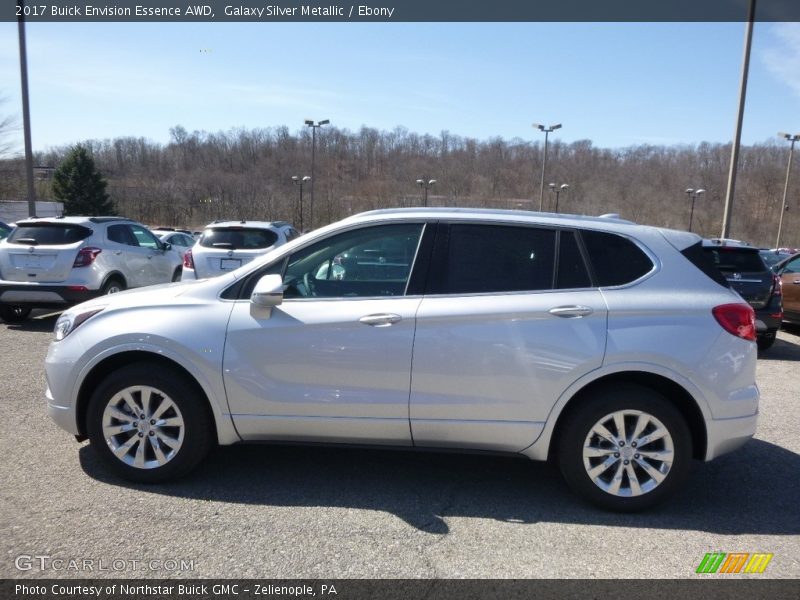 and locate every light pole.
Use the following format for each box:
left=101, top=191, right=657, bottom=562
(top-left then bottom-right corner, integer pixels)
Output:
left=416, top=179, right=436, bottom=207
left=304, top=119, right=329, bottom=229
left=776, top=132, right=799, bottom=248
left=291, top=175, right=311, bottom=231
left=548, top=183, right=569, bottom=213
left=533, top=122, right=562, bottom=211
left=685, top=188, right=706, bottom=232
